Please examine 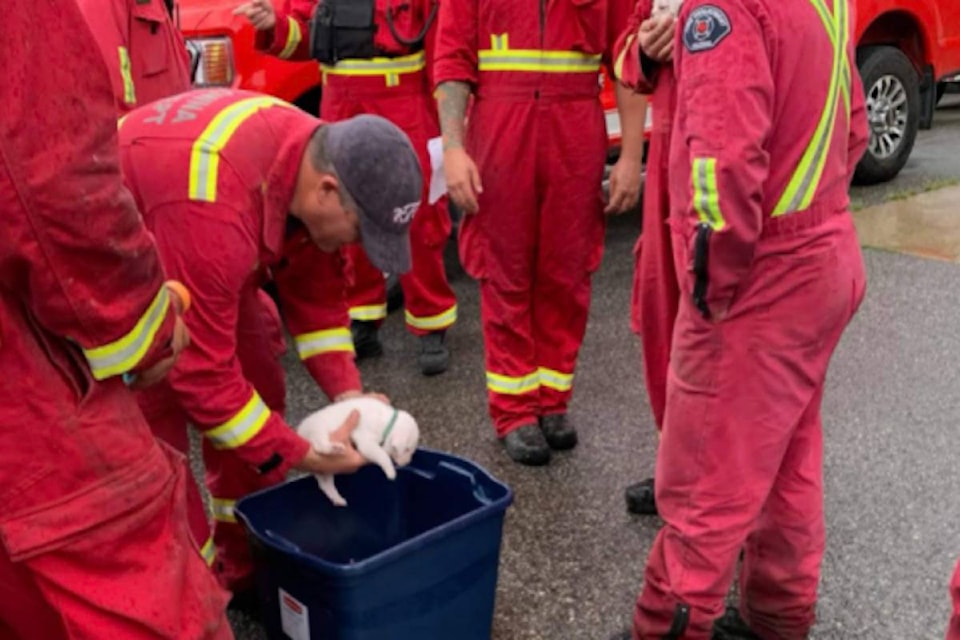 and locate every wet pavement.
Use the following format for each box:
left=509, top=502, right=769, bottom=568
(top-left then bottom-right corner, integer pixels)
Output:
left=225, top=102, right=960, bottom=640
